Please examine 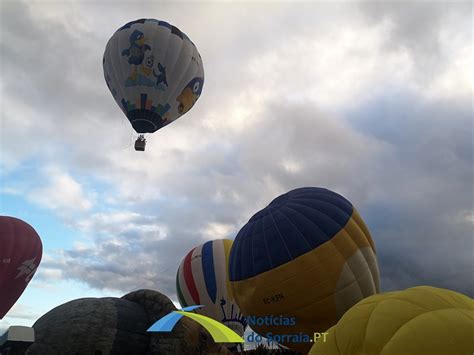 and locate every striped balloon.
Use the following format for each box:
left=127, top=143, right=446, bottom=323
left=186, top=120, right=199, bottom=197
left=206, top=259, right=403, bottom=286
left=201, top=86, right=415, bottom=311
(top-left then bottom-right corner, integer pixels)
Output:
left=229, top=187, right=380, bottom=353
left=103, top=18, right=204, bottom=134
left=176, top=239, right=246, bottom=337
